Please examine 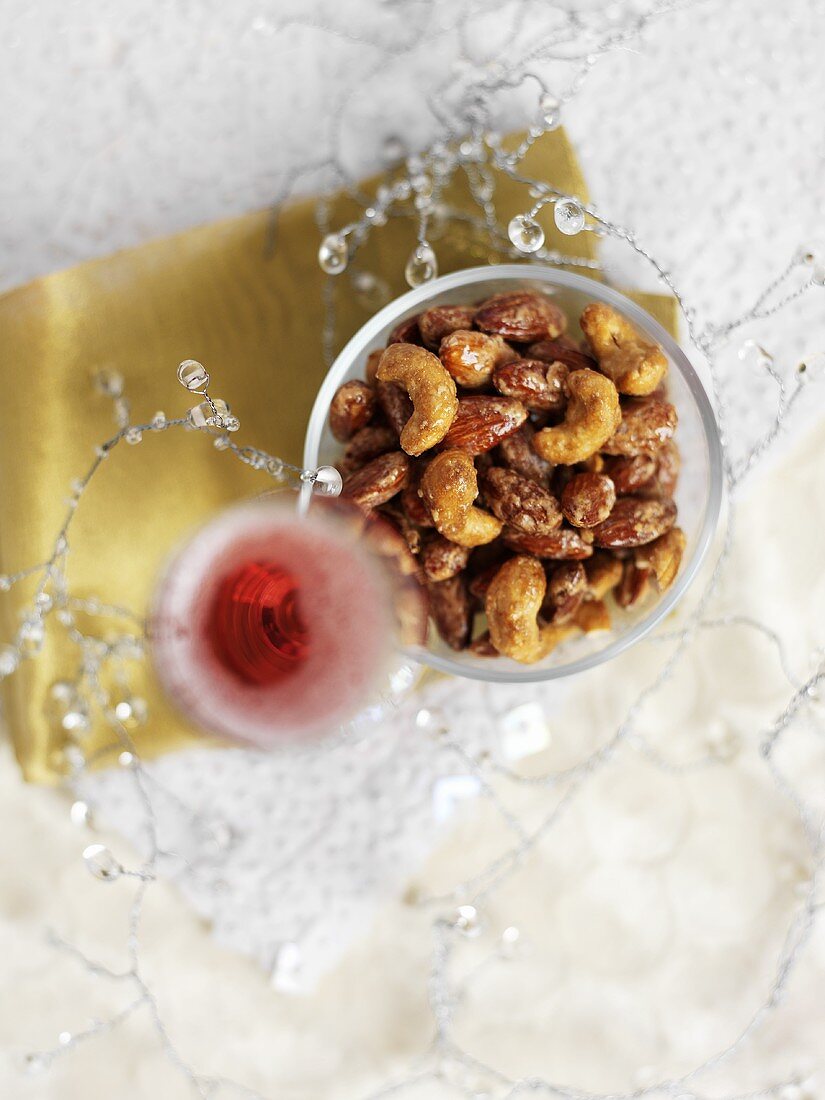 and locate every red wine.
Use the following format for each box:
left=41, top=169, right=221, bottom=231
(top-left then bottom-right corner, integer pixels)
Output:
left=151, top=500, right=408, bottom=746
